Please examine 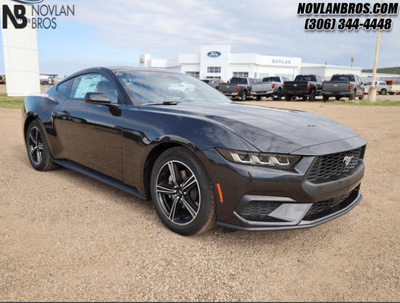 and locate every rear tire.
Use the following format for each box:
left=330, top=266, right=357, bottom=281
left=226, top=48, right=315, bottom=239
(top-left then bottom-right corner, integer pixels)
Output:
left=285, top=94, right=292, bottom=101
left=25, top=120, right=58, bottom=171
left=381, top=89, right=387, bottom=95
left=323, top=95, right=329, bottom=102
left=276, top=89, right=283, bottom=100
left=335, top=96, right=341, bottom=101
left=150, top=147, right=217, bottom=236
left=240, top=91, right=247, bottom=101
left=256, top=96, right=262, bottom=101
left=309, top=90, right=316, bottom=101
left=349, top=91, right=355, bottom=100
left=302, top=95, right=307, bottom=101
